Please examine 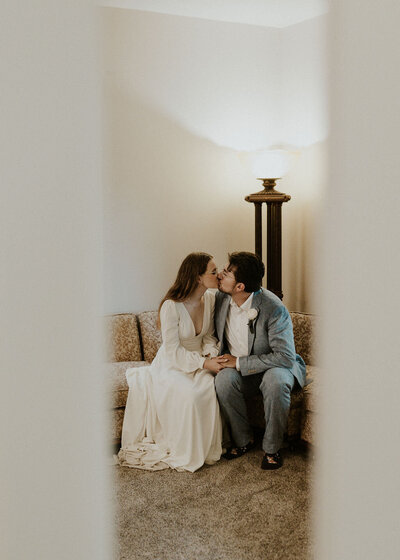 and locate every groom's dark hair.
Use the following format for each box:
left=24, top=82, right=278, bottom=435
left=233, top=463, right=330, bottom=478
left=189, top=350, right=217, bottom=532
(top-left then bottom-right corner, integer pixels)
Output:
left=228, top=252, right=265, bottom=293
